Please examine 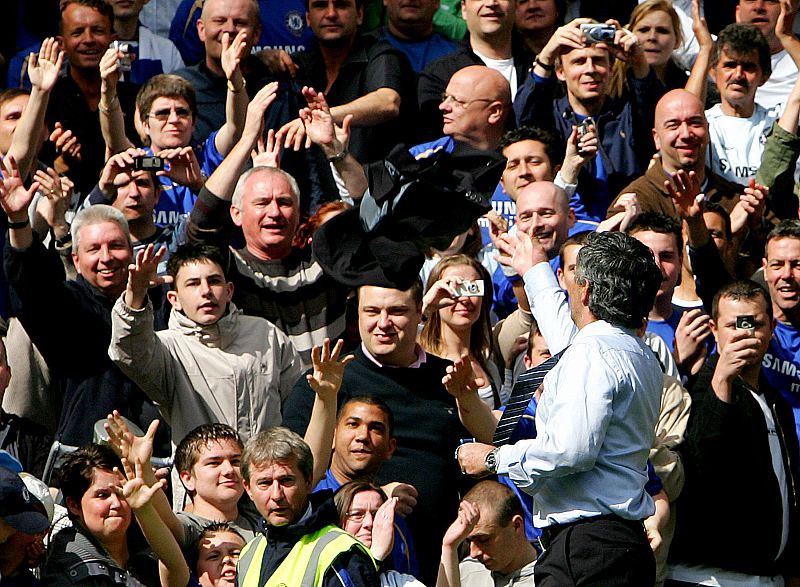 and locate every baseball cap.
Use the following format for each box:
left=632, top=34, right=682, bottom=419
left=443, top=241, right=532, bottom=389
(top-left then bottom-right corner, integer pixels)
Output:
left=0, top=466, right=49, bottom=534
